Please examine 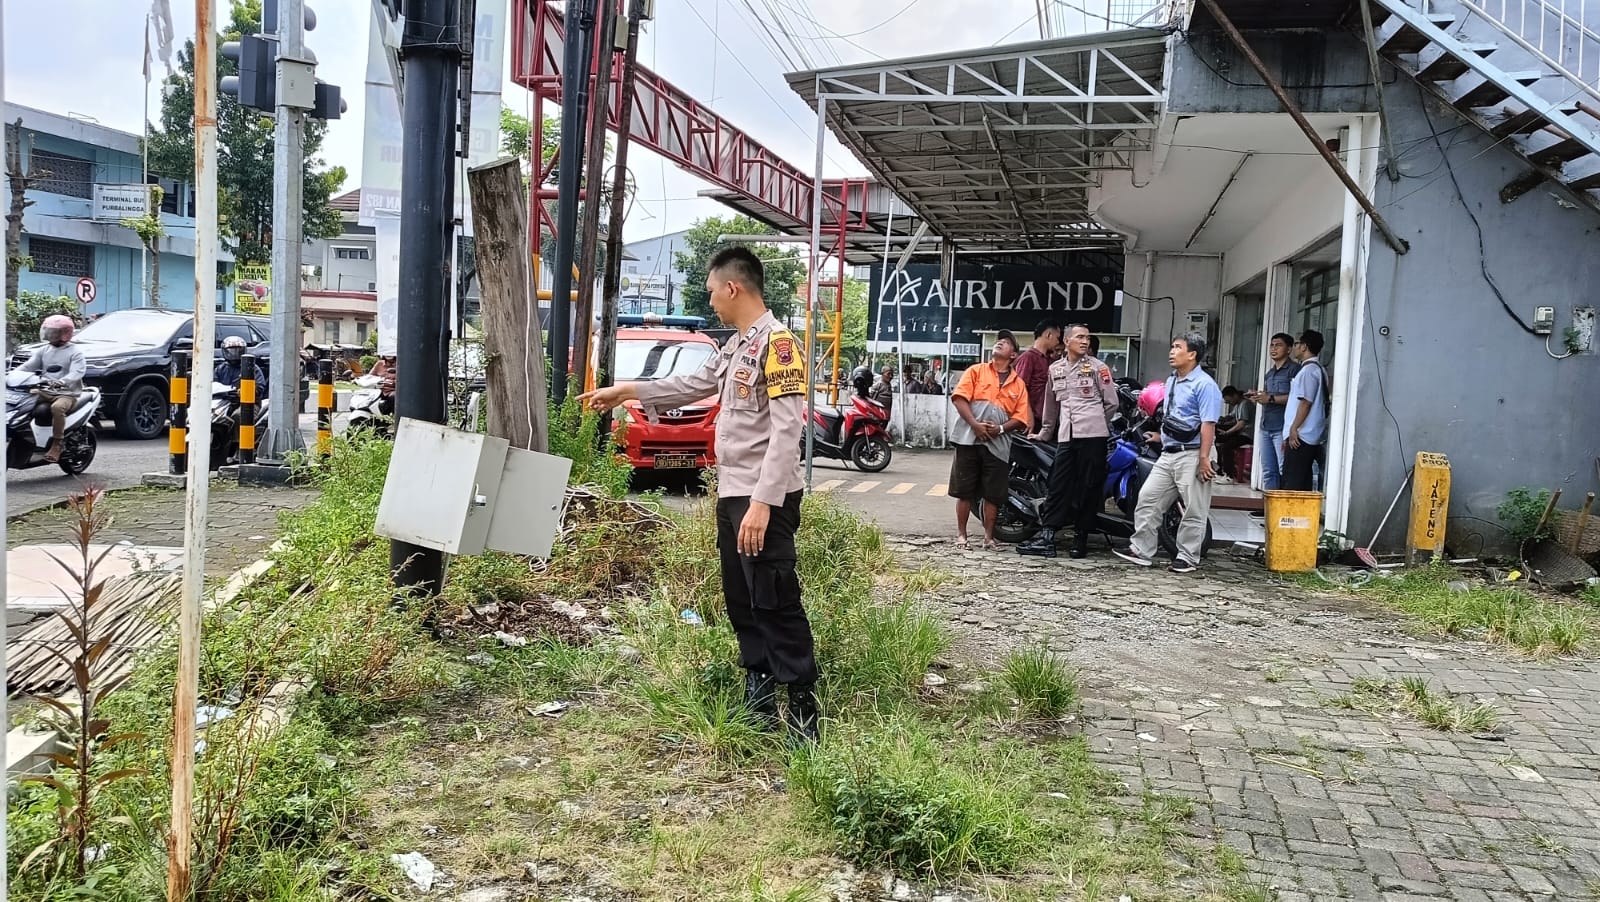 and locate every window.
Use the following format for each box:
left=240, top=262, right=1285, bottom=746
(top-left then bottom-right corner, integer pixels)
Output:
left=334, top=247, right=371, bottom=260
left=32, top=150, right=93, bottom=199
left=28, top=237, right=93, bottom=277
left=615, top=338, right=717, bottom=381
left=149, top=176, right=186, bottom=215
left=322, top=319, right=340, bottom=343
left=356, top=322, right=369, bottom=344
left=216, top=318, right=256, bottom=348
